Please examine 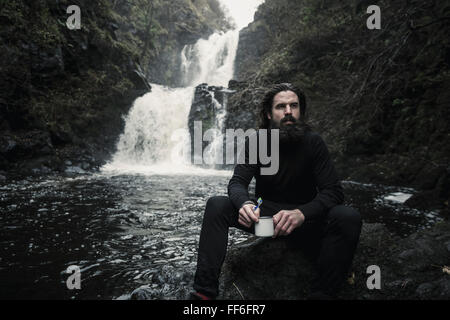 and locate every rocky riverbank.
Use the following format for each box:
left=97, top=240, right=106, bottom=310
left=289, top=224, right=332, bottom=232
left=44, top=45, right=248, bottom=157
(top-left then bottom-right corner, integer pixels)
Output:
left=218, top=220, right=450, bottom=300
